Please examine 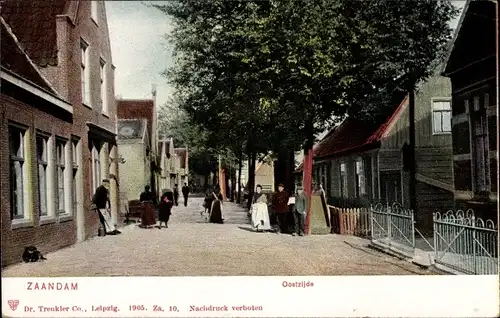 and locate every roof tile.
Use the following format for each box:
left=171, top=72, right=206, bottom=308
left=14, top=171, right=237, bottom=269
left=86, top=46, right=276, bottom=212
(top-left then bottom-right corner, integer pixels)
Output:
left=1, top=0, right=66, bottom=67
left=1, top=18, right=56, bottom=93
